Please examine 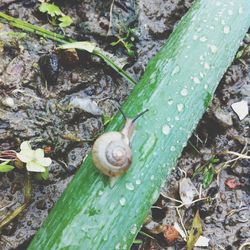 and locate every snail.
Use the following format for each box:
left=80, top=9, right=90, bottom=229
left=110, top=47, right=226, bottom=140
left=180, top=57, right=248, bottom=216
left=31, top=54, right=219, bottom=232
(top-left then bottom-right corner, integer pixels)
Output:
left=92, top=108, right=148, bottom=177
